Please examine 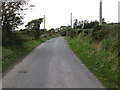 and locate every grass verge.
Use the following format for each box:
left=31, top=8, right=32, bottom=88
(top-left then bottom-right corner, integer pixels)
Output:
left=65, top=36, right=118, bottom=88
left=2, top=35, right=58, bottom=72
